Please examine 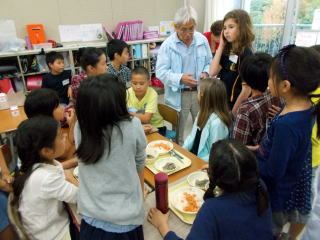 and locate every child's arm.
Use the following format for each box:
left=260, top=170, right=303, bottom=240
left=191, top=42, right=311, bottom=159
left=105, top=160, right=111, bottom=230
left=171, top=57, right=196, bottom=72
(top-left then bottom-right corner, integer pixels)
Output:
left=258, top=122, right=297, bottom=181
left=129, top=89, right=157, bottom=124
left=231, top=84, right=252, bottom=116
left=130, top=112, right=153, bottom=124
left=64, top=169, right=79, bottom=187
left=66, top=108, right=76, bottom=144
left=231, top=108, right=251, bottom=145
left=0, top=147, right=13, bottom=184
left=138, top=169, right=144, bottom=199
left=67, top=86, right=73, bottom=99
left=209, top=32, right=225, bottom=76
left=0, top=179, right=12, bottom=192
left=61, top=158, right=78, bottom=170
left=40, top=168, right=78, bottom=203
